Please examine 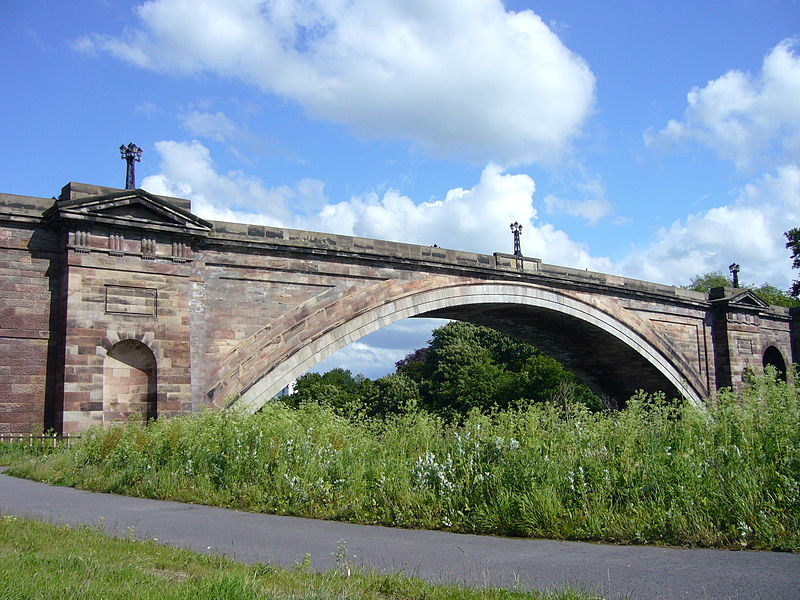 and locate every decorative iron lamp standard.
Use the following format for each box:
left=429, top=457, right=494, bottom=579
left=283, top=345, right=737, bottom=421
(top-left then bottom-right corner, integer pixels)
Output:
left=510, top=221, right=523, bottom=257
left=729, top=262, right=741, bottom=288
left=119, top=143, right=143, bottom=190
